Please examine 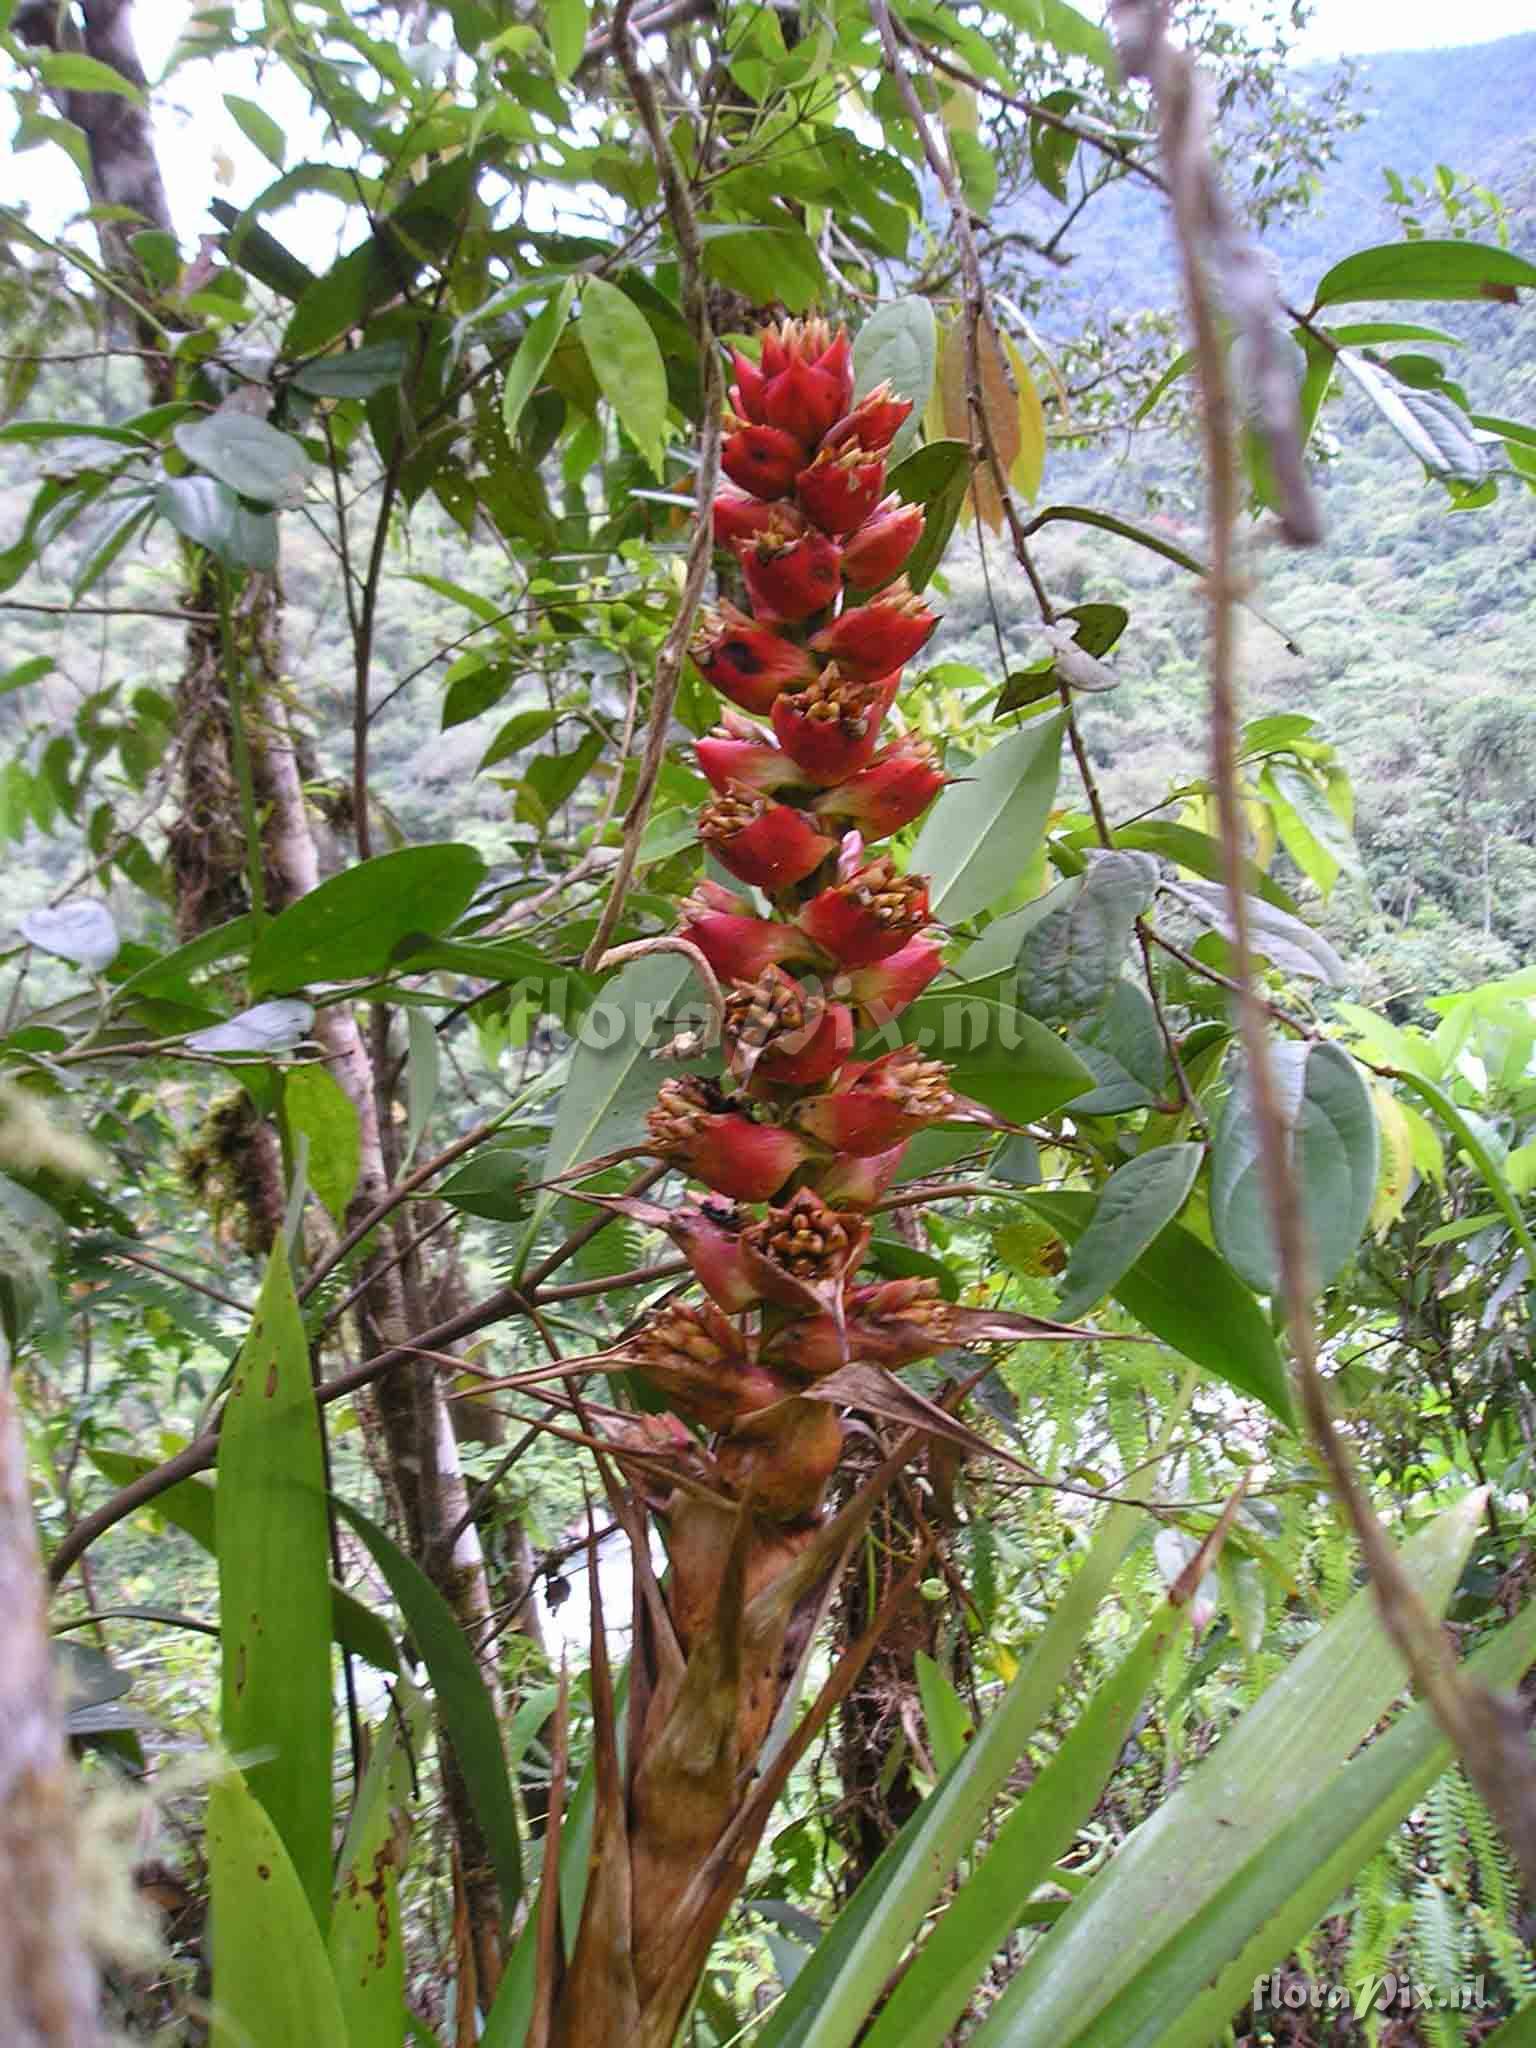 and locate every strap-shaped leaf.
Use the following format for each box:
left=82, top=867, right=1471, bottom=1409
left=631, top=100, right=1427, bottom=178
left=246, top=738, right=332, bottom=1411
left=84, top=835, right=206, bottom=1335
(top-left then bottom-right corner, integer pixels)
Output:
left=337, top=1500, right=523, bottom=1924
left=208, top=1770, right=348, bottom=2048
left=967, top=1490, right=1492, bottom=2046
left=217, top=1243, right=334, bottom=1928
